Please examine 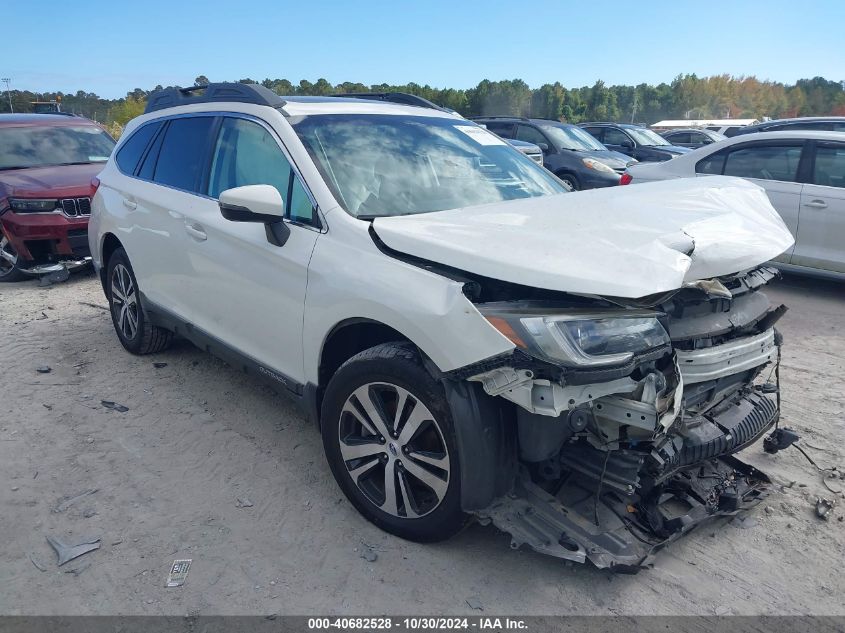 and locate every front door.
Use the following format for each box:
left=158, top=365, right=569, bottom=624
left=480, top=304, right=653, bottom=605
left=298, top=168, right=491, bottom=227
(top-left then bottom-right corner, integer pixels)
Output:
left=793, top=141, right=845, bottom=273
left=180, top=116, right=321, bottom=387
